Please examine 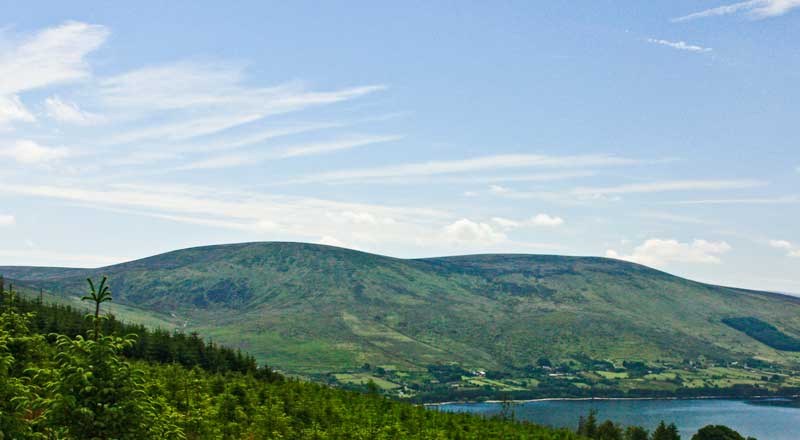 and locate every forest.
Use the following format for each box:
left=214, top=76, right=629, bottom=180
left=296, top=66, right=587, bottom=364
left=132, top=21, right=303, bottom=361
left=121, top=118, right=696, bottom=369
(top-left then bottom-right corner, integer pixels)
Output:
left=0, top=277, right=758, bottom=439
left=722, top=317, right=800, bottom=352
